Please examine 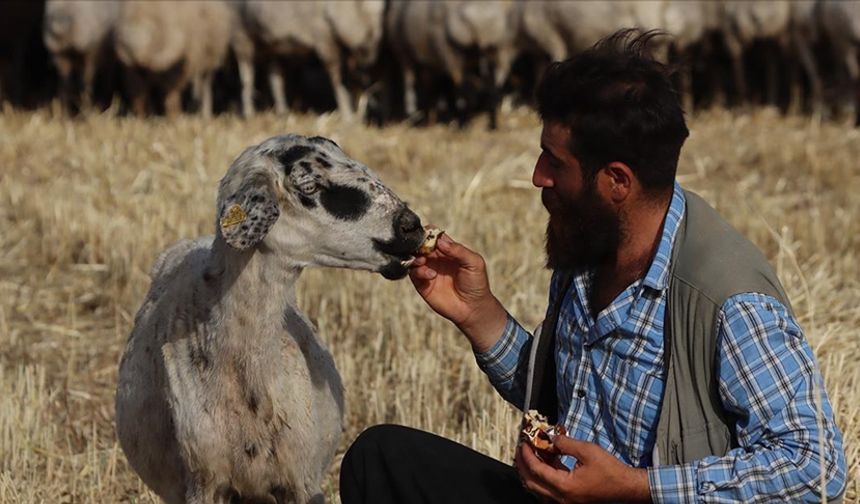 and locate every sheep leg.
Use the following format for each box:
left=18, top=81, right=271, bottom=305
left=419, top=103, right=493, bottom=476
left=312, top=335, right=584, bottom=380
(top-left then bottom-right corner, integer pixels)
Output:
left=81, top=49, right=99, bottom=112
left=53, top=55, right=74, bottom=114
left=680, top=63, right=694, bottom=114
left=792, top=31, right=821, bottom=117
left=765, top=43, right=781, bottom=108
left=844, top=51, right=860, bottom=126
left=268, top=62, right=288, bottom=115
left=855, top=82, right=859, bottom=127
left=165, top=85, right=183, bottom=117
left=403, top=66, right=417, bottom=118
left=185, top=482, right=207, bottom=504
left=297, top=487, right=325, bottom=504
left=124, top=68, right=148, bottom=117
left=191, top=75, right=202, bottom=104
left=482, top=57, right=499, bottom=130
left=356, top=89, right=370, bottom=122
left=98, top=40, right=117, bottom=110
left=494, top=46, right=515, bottom=116
left=231, top=29, right=255, bottom=118
left=7, top=40, right=25, bottom=105
left=723, top=34, right=747, bottom=107
left=439, top=46, right=466, bottom=126
left=199, top=72, right=214, bottom=119
left=322, top=55, right=353, bottom=120
left=186, top=480, right=240, bottom=504
left=238, top=57, right=255, bottom=118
